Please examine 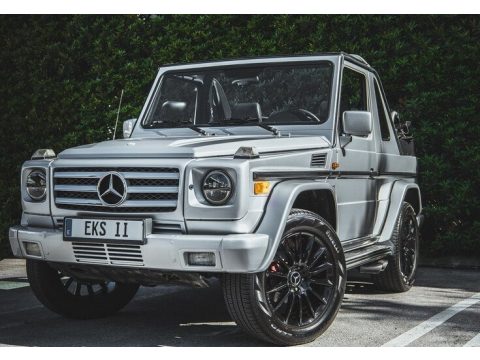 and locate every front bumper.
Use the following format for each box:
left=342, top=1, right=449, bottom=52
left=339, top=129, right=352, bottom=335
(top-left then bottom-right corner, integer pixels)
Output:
left=9, top=225, right=269, bottom=273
